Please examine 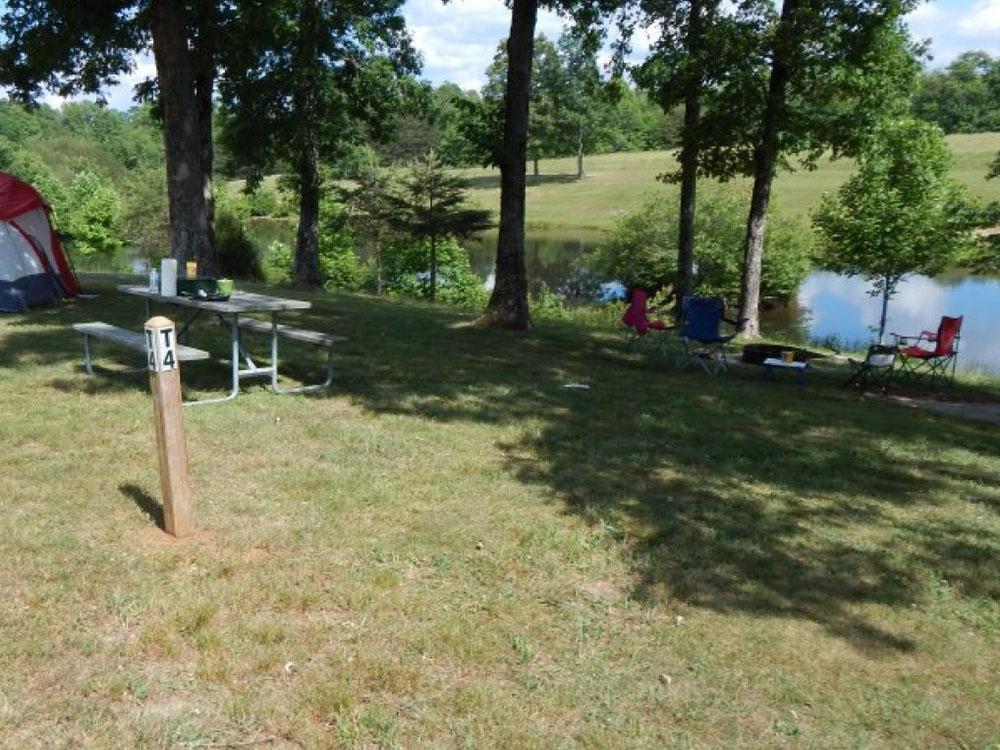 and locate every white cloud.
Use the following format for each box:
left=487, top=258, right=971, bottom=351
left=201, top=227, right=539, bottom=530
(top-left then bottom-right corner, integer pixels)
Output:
left=906, top=0, right=1000, bottom=67
left=956, top=0, right=1000, bottom=32
left=404, top=0, right=568, bottom=90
